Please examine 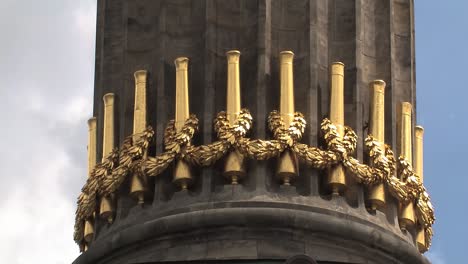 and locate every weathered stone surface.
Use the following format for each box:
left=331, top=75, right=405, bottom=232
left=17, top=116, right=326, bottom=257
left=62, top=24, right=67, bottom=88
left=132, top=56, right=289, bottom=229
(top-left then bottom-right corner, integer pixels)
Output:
left=76, top=0, right=426, bottom=263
